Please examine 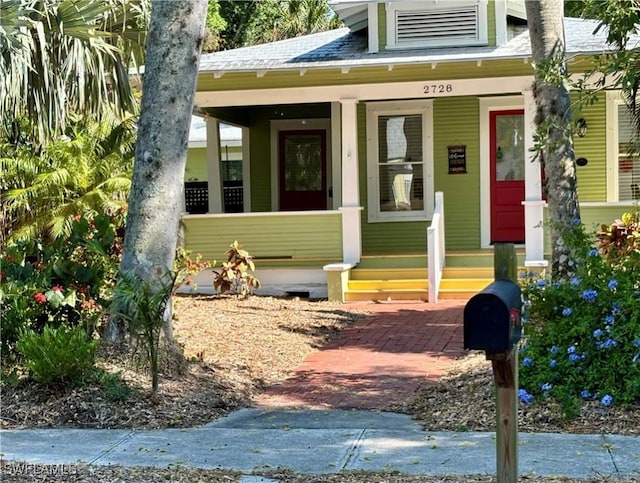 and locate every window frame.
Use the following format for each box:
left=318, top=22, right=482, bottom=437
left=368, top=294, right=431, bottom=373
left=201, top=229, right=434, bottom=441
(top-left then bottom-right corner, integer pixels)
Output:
left=365, top=99, right=434, bottom=223
left=385, top=0, right=488, bottom=50
left=606, top=91, right=639, bottom=202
